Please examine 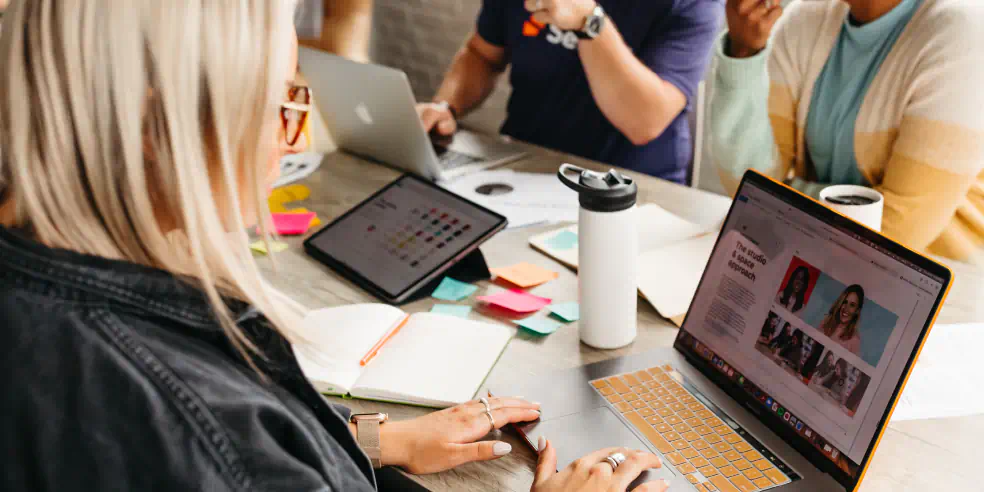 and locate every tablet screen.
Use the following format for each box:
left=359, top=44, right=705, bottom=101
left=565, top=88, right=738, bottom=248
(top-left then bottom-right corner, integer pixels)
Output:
left=306, top=175, right=506, bottom=299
